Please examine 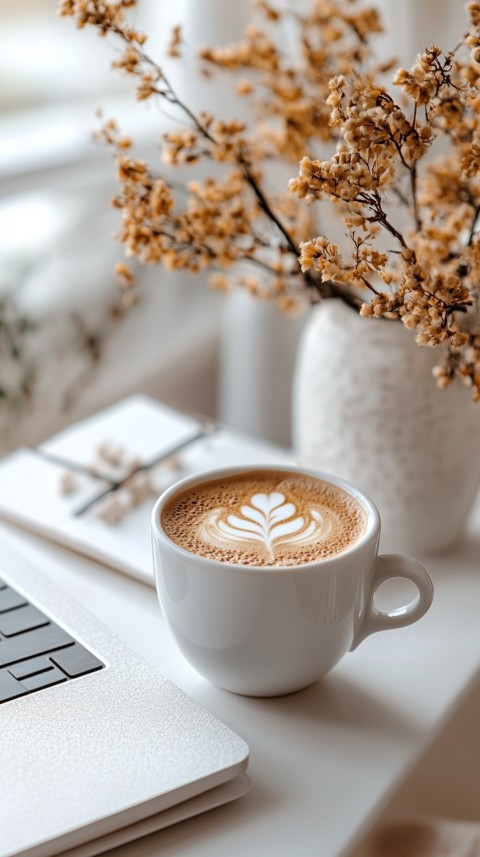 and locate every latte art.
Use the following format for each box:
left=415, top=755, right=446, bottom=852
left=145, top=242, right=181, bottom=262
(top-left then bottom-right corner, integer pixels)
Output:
left=203, top=492, right=333, bottom=561
left=161, top=470, right=368, bottom=567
